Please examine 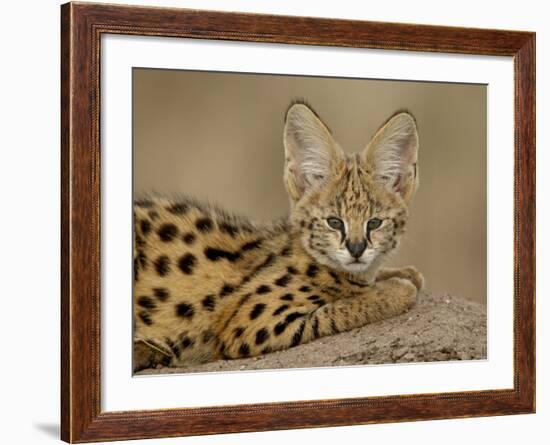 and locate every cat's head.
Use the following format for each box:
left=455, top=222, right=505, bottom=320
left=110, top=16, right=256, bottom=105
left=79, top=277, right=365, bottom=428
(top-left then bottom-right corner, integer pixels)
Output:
left=284, top=101, right=419, bottom=275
